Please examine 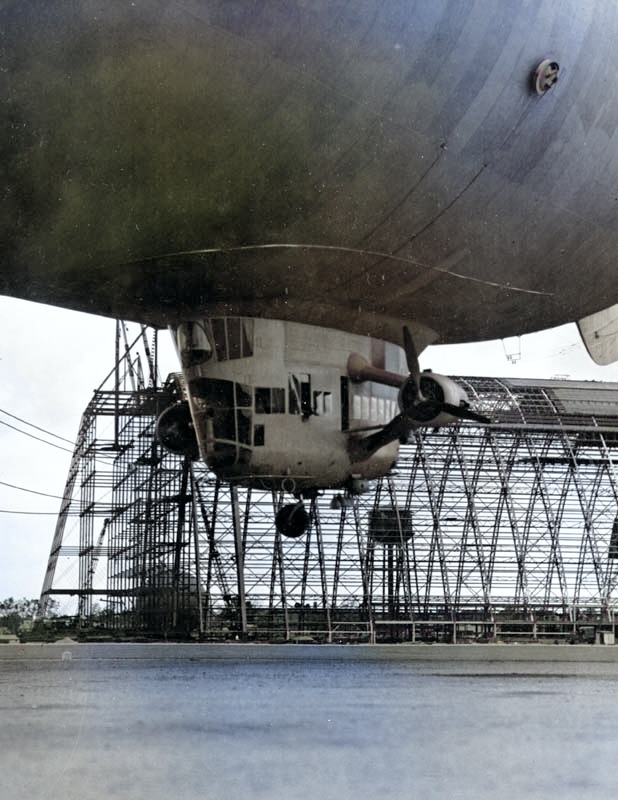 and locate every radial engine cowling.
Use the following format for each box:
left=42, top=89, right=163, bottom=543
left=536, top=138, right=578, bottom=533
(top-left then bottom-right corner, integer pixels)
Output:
left=399, top=372, right=471, bottom=427
left=156, top=401, right=199, bottom=459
